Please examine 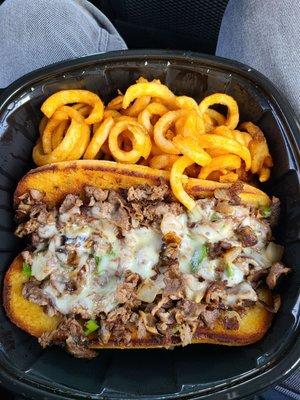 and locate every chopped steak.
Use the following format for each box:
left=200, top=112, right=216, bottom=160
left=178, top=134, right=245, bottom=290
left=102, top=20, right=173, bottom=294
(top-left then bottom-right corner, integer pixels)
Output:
left=201, top=308, right=220, bottom=328
left=223, top=315, right=239, bottom=330
left=266, top=262, right=291, bottom=289
left=179, top=324, right=193, bottom=346
left=214, top=181, right=243, bottom=204
left=85, top=186, right=109, bottom=203
left=39, top=318, right=97, bottom=358
left=15, top=184, right=289, bottom=357
left=59, top=194, right=82, bottom=213
left=127, top=184, right=170, bottom=202
left=115, top=271, right=140, bottom=306
left=235, top=226, right=258, bottom=247
left=208, top=241, right=232, bottom=259
left=22, top=279, right=52, bottom=307
left=247, top=268, right=268, bottom=284
left=205, top=281, right=227, bottom=304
